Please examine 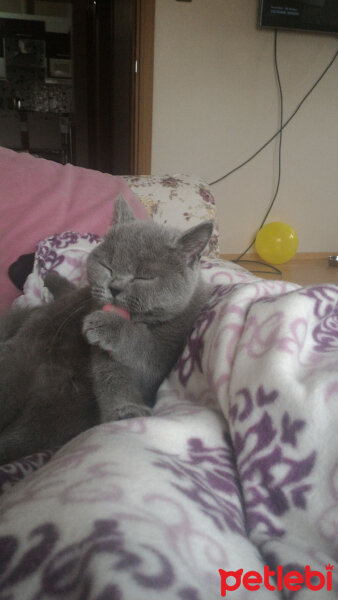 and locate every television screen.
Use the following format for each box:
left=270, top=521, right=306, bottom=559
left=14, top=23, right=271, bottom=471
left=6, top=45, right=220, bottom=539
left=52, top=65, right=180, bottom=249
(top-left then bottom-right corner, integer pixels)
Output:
left=260, top=0, right=338, bottom=34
